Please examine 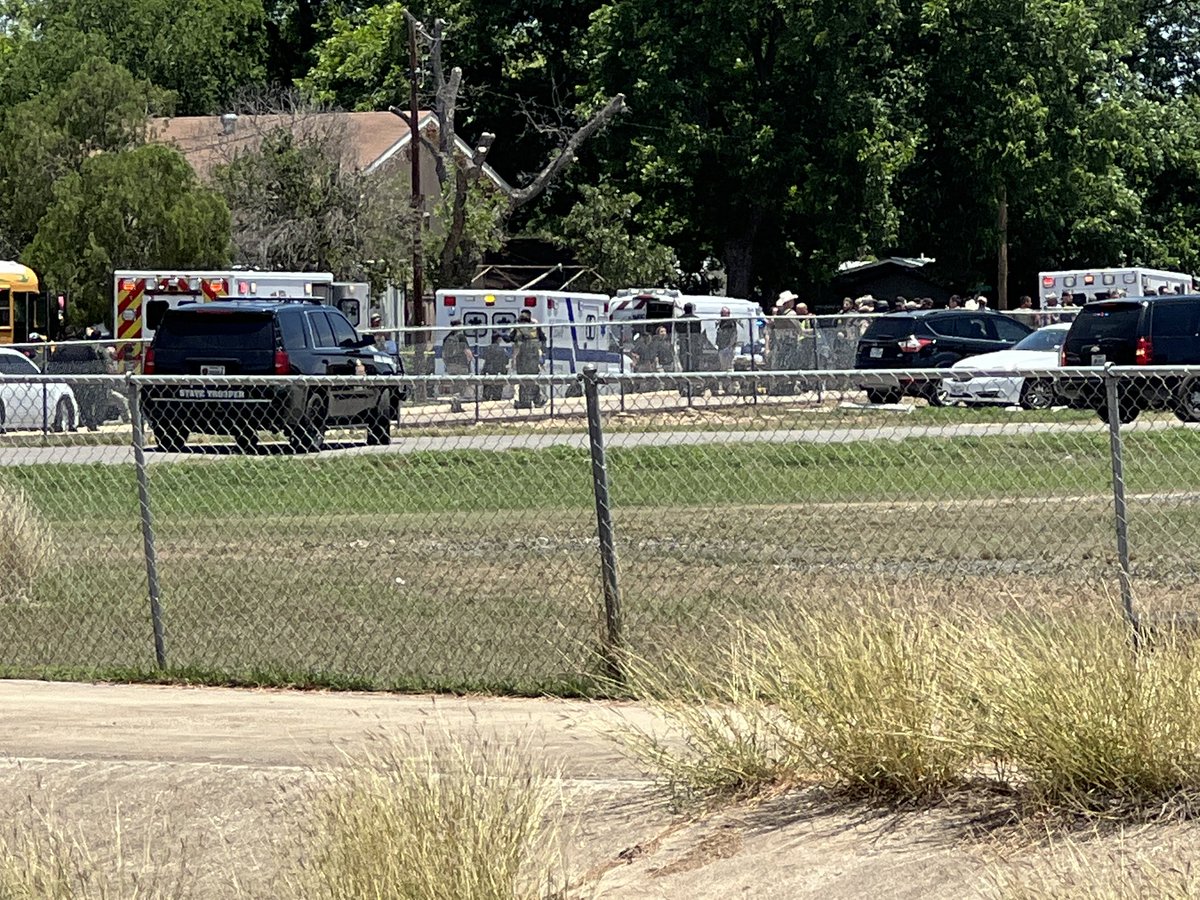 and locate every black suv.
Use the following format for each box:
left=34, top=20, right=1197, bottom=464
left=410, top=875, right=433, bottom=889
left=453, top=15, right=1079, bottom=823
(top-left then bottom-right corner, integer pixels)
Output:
left=141, top=300, right=402, bottom=453
left=1059, top=295, right=1200, bottom=422
left=855, top=310, right=1032, bottom=404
